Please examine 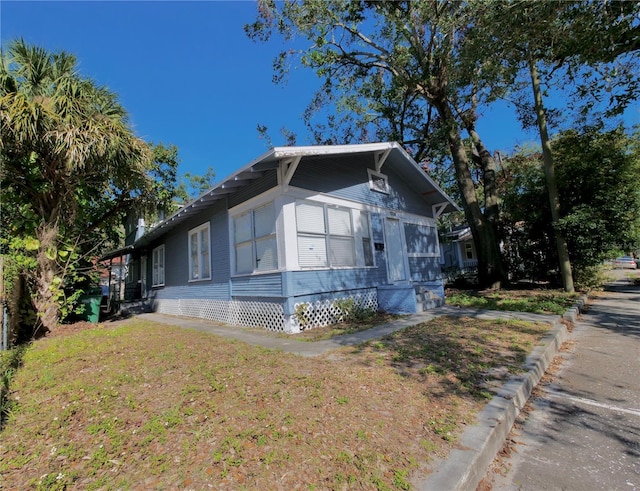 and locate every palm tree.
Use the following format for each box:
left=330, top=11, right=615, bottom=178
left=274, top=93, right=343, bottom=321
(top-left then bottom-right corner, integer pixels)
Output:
left=0, top=39, right=155, bottom=334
